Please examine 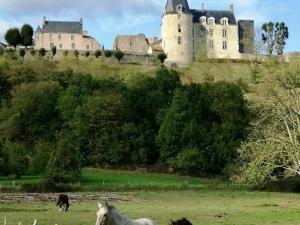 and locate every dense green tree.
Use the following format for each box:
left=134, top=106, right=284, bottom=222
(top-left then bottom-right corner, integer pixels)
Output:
left=0, top=71, right=11, bottom=101
left=39, top=48, right=46, bottom=58
left=19, top=48, right=26, bottom=59
left=262, top=22, right=275, bottom=56
left=275, top=22, right=289, bottom=55
left=5, top=28, right=21, bottom=49
left=114, top=50, right=124, bottom=62
left=51, top=46, right=57, bottom=58
left=20, top=24, right=34, bottom=48
left=157, top=53, right=167, bottom=64
left=157, top=82, right=250, bottom=175
left=46, top=131, right=81, bottom=182
left=0, top=81, right=61, bottom=142
left=95, top=50, right=102, bottom=58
